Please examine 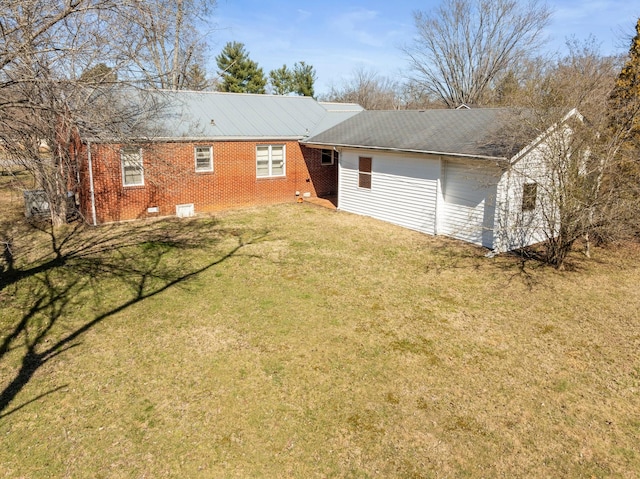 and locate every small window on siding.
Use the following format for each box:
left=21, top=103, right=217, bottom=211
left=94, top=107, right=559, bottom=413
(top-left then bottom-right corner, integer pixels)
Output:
left=256, top=145, right=285, bottom=178
left=359, top=157, right=372, bottom=189
left=522, top=183, right=537, bottom=211
left=121, top=147, right=143, bottom=187
left=195, top=146, right=213, bottom=172
left=321, top=149, right=338, bottom=165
